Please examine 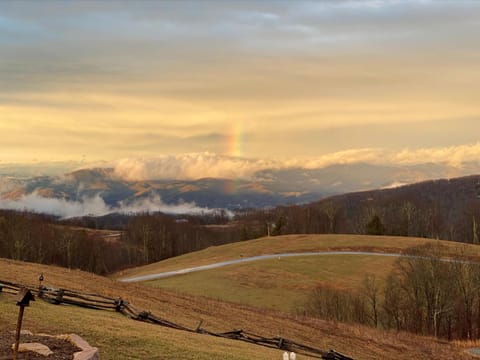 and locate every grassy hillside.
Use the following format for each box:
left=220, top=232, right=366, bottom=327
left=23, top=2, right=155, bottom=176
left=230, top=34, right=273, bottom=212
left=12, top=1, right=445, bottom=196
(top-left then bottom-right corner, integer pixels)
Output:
left=144, top=254, right=398, bottom=313
left=117, top=235, right=480, bottom=315
left=116, top=234, right=480, bottom=279
left=0, top=257, right=473, bottom=360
